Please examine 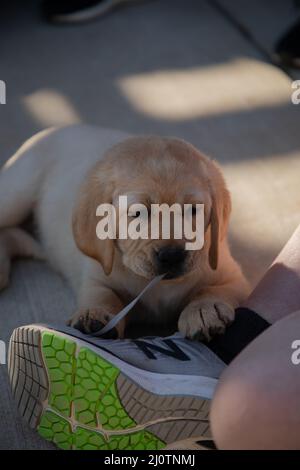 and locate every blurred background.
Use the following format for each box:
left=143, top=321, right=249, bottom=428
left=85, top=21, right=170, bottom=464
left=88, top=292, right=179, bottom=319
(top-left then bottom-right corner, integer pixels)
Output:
left=1, top=0, right=300, bottom=449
